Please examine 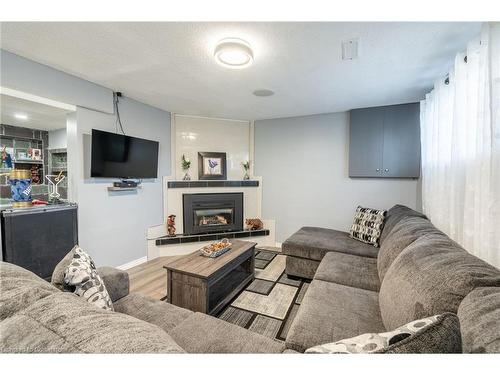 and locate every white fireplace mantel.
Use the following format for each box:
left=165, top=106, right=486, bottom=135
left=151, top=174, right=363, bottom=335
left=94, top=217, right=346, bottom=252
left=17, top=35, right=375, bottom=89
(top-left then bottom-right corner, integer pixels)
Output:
left=146, top=175, right=276, bottom=259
